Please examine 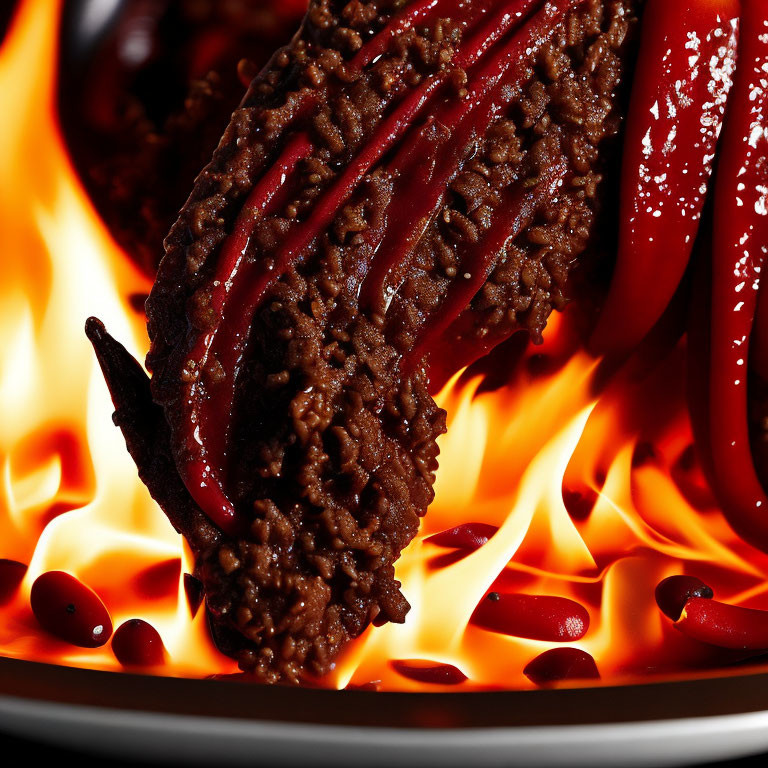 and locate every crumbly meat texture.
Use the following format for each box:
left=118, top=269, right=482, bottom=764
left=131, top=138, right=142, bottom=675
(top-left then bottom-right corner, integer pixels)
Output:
left=138, top=0, right=640, bottom=683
